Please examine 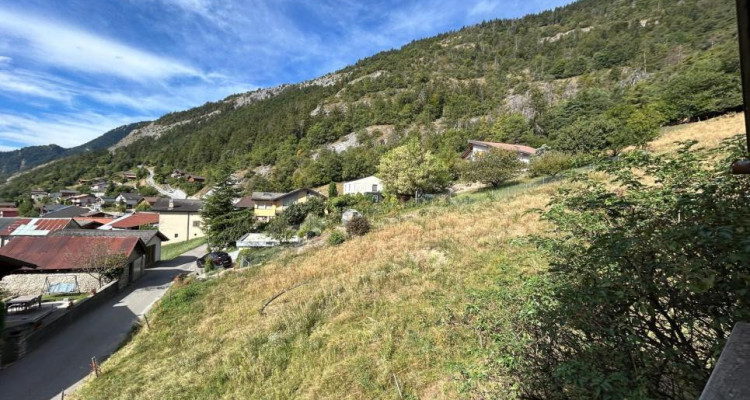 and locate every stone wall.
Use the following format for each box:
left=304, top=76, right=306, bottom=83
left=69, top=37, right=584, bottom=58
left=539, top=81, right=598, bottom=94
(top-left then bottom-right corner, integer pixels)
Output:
left=0, top=273, right=104, bottom=296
